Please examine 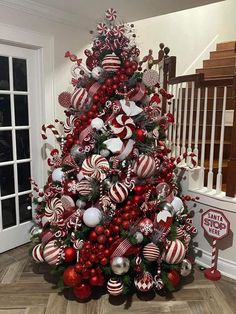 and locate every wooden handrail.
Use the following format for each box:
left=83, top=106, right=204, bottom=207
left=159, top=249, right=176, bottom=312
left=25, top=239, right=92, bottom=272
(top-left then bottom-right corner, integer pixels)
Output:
left=226, top=75, right=236, bottom=197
